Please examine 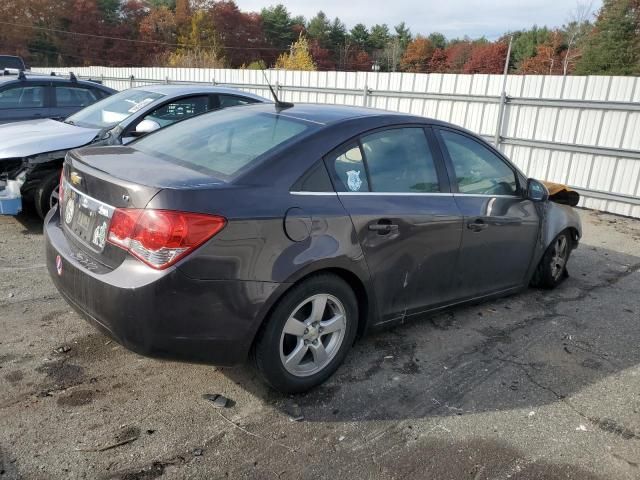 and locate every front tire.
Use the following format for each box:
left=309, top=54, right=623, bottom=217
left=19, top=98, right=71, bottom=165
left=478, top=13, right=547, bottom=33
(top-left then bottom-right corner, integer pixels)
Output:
left=531, top=231, right=572, bottom=289
left=253, top=274, right=358, bottom=394
left=34, top=170, right=61, bottom=219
